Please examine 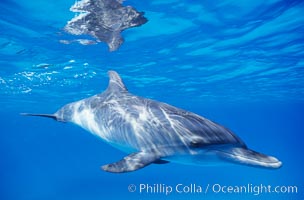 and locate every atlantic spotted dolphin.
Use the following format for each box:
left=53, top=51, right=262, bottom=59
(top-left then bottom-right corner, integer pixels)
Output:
left=22, top=71, right=282, bottom=173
